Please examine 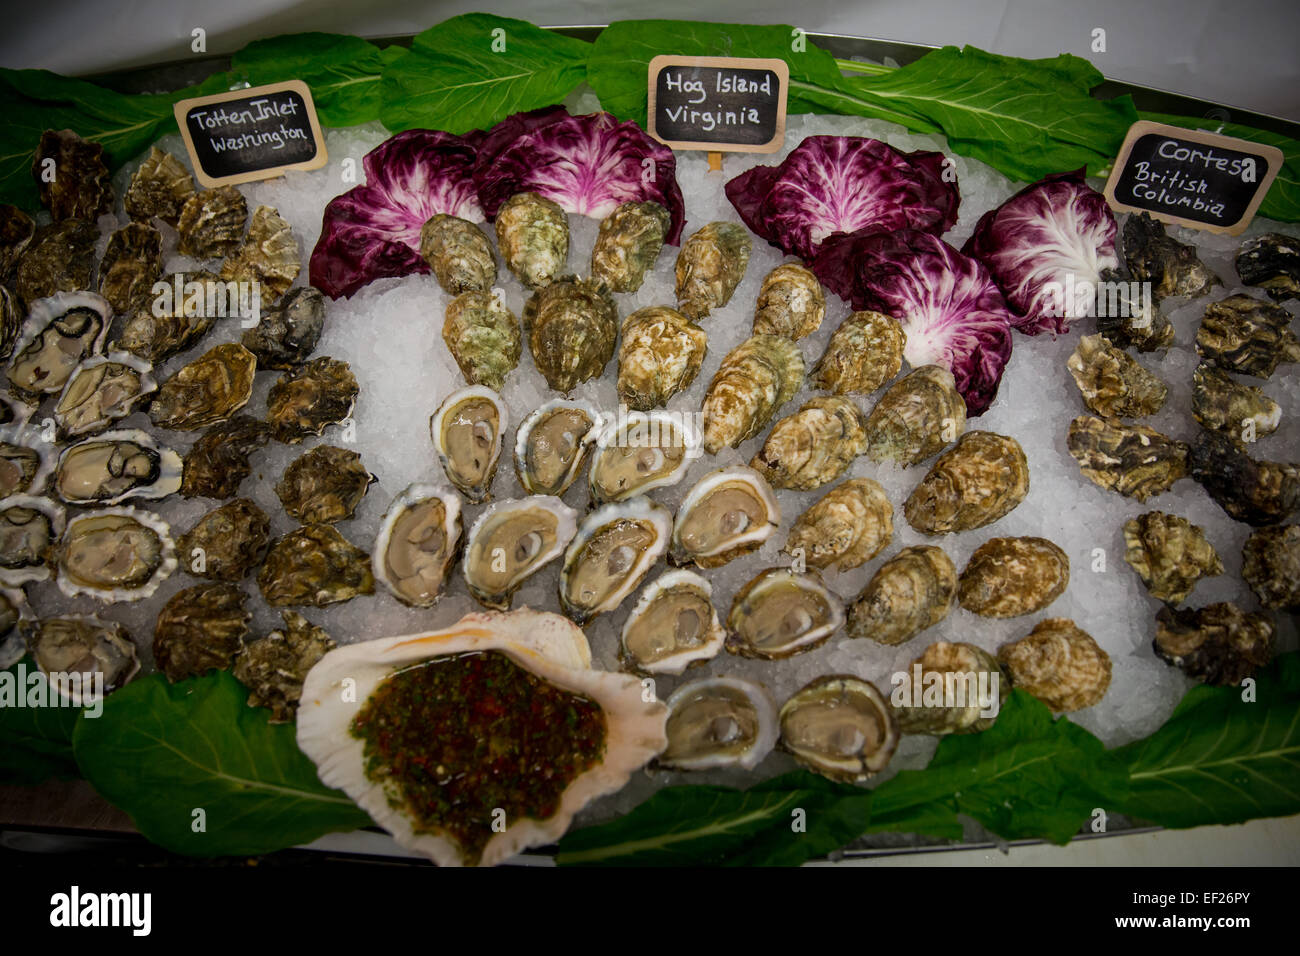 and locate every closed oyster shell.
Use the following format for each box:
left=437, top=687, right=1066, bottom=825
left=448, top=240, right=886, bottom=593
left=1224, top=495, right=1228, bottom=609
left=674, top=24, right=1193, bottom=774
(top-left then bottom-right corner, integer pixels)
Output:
left=430, top=385, right=506, bottom=504
left=590, top=201, right=669, bottom=293
left=56, top=506, right=177, bottom=602
left=220, top=204, right=301, bottom=303
left=620, top=570, right=725, bottom=676
left=177, top=186, right=248, bottom=260
left=241, top=286, right=326, bottom=371
left=0, top=287, right=23, bottom=364
left=784, top=477, right=893, bottom=573
left=1067, top=416, right=1188, bottom=502
left=1095, top=267, right=1173, bottom=352
left=0, top=204, right=35, bottom=281
left=98, top=222, right=163, bottom=314
left=750, top=395, right=867, bottom=492
left=258, top=523, right=375, bottom=607
left=1235, top=232, right=1300, bottom=301
left=33, top=130, right=112, bottom=222
left=266, top=357, right=358, bottom=444
left=753, top=263, right=825, bottom=339
left=846, top=545, right=956, bottom=646
left=1196, top=294, right=1300, bottom=379
left=1154, top=602, right=1274, bottom=686
left=559, top=497, right=671, bottom=625
left=276, top=445, right=375, bottom=524
left=114, top=270, right=219, bottom=363
left=1122, top=511, right=1222, bottom=605
left=616, top=306, right=707, bottom=411
left=25, top=615, right=139, bottom=704
left=701, top=334, right=804, bottom=454
left=152, top=582, right=251, bottom=682
left=13, top=219, right=97, bottom=303
left=443, top=291, right=520, bottom=391
left=589, top=410, right=699, bottom=505
left=958, top=536, right=1069, bottom=618
left=1241, top=525, right=1300, bottom=610
left=1191, top=364, right=1280, bottom=440
left=124, top=147, right=196, bottom=226
left=892, top=641, right=1007, bottom=735
left=779, top=676, right=899, bottom=781
left=372, top=484, right=463, bottom=608
left=463, top=496, right=577, bottom=610
left=1188, top=429, right=1299, bottom=526
left=180, top=415, right=270, bottom=499
left=496, top=191, right=568, bottom=289
left=513, top=398, right=600, bottom=497
left=524, top=276, right=618, bottom=393
left=149, top=343, right=257, bottom=430
left=660, top=676, right=776, bottom=770
left=670, top=465, right=780, bottom=569
left=862, top=365, right=966, bottom=466
left=420, top=214, right=496, bottom=295
left=997, top=619, right=1111, bottom=712
left=905, top=431, right=1029, bottom=533
left=810, top=310, right=907, bottom=395
left=726, top=568, right=845, bottom=660
left=54, top=429, right=182, bottom=505
left=675, top=222, right=751, bottom=320
left=7, top=291, right=111, bottom=399
left=176, top=498, right=271, bottom=582
left=54, top=352, right=157, bottom=439
left=1123, top=212, right=1219, bottom=301
left=234, top=610, right=335, bottom=722
left=1067, top=334, right=1167, bottom=419
left=0, top=494, right=66, bottom=585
